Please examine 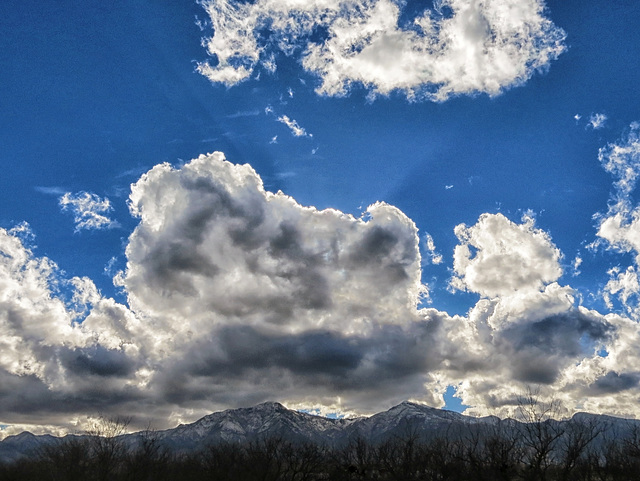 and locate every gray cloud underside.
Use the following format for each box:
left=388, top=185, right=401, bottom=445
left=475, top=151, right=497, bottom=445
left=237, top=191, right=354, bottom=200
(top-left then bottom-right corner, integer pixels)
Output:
left=2, top=151, right=640, bottom=434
